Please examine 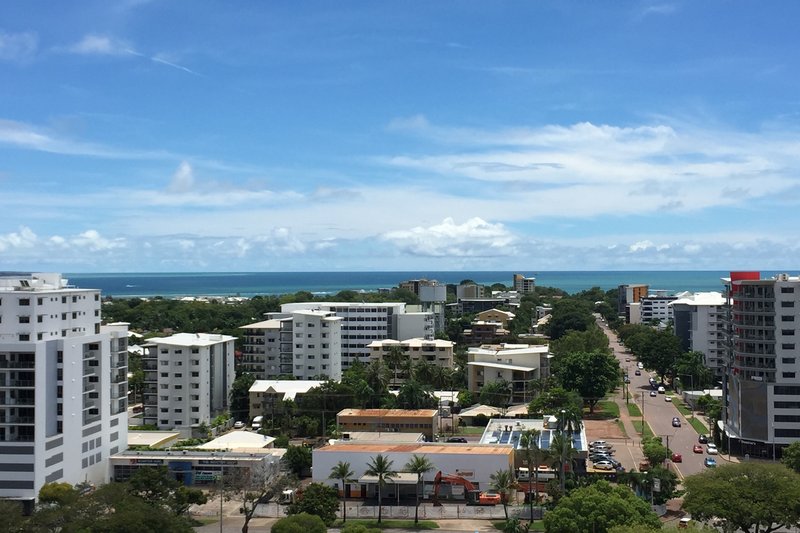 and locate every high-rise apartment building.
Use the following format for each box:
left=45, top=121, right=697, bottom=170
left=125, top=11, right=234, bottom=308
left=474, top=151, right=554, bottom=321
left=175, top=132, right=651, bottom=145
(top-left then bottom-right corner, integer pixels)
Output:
left=281, top=302, right=432, bottom=369
left=617, top=283, right=649, bottom=318
left=671, top=292, right=727, bottom=380
left=0, top=273, right=127, bottom=509
left=140, top=333, right=235, bottom=430
left=722, top=272, right=800, bottom=459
